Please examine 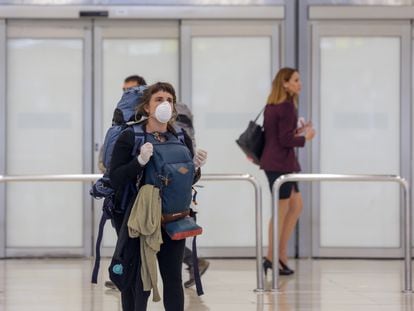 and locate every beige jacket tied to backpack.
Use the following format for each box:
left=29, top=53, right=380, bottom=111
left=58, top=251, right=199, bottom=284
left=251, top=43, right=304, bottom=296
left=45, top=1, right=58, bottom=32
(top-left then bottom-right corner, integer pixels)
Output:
left=127, top=184, right=163, bottom=302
